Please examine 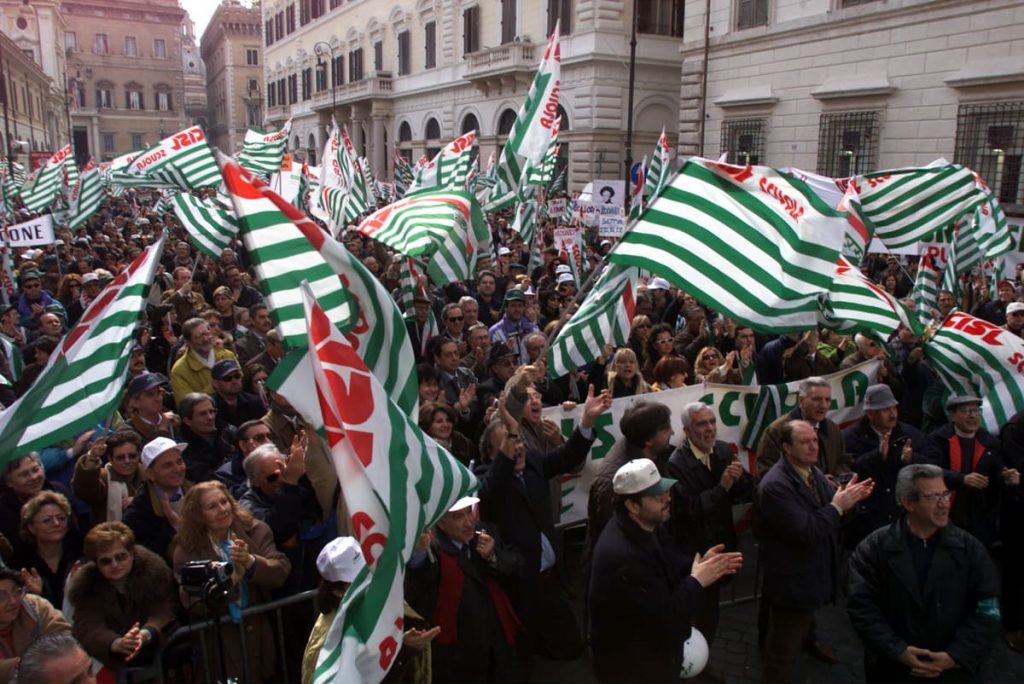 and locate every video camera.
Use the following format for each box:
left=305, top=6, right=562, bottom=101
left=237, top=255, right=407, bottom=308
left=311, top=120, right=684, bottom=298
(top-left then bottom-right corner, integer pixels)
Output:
left=180, top=560, right=233, bottom=603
